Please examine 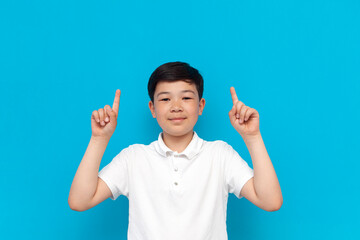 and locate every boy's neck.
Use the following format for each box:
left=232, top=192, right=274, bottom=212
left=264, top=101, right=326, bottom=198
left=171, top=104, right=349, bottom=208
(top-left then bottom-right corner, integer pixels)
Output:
left=162, top=130, right=194, bottom=153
